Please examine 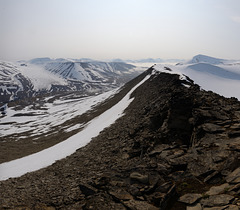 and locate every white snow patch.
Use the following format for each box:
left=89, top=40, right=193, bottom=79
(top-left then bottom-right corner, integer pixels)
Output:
left=0, top=74, right=150, bottom=181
